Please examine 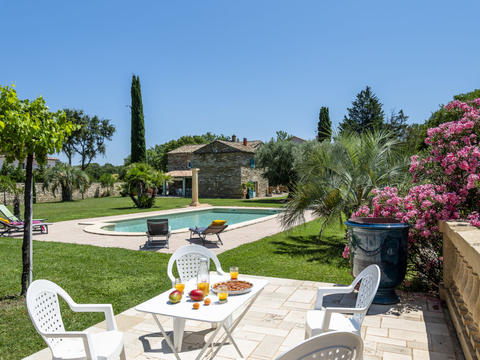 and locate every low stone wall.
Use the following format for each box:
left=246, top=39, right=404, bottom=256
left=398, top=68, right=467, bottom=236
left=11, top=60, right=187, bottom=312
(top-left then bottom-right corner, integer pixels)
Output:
left=440, top=220, right=480, bottom=360
left=0, top=182, right=123, bottom=204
